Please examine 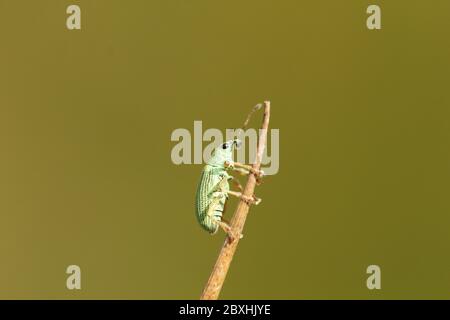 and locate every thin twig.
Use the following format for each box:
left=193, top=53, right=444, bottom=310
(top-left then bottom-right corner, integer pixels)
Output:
left=200, top=101, right=271, bottom=300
